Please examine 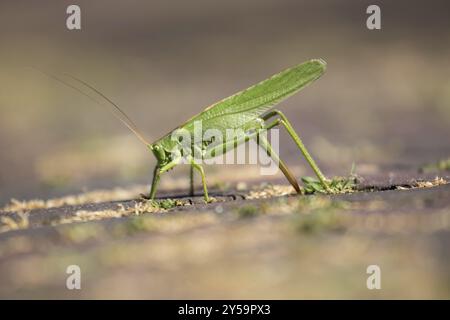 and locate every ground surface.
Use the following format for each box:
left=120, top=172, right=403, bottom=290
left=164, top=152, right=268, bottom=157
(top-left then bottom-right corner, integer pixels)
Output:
left=1, top=170, right=449, bottom=299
